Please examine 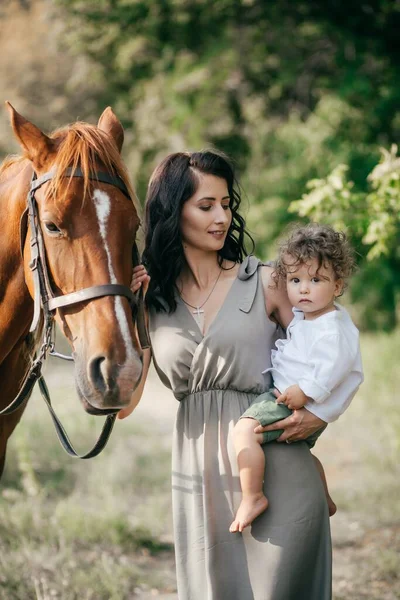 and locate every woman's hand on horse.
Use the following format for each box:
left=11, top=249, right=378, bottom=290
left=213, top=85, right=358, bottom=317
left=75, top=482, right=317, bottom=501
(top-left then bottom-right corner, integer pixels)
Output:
left=131, top=265, right=150, bottom=295
left=118, top=401, right=137, bottom=420
left=253, top=408, right=326, bottom=442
